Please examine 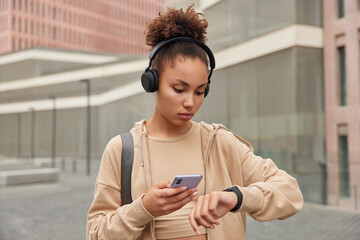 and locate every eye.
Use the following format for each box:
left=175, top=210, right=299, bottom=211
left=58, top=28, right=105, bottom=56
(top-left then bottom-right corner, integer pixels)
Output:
left=173, top=87, right=184, bottom=93
left=196, top=91, right=205, bottom=96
